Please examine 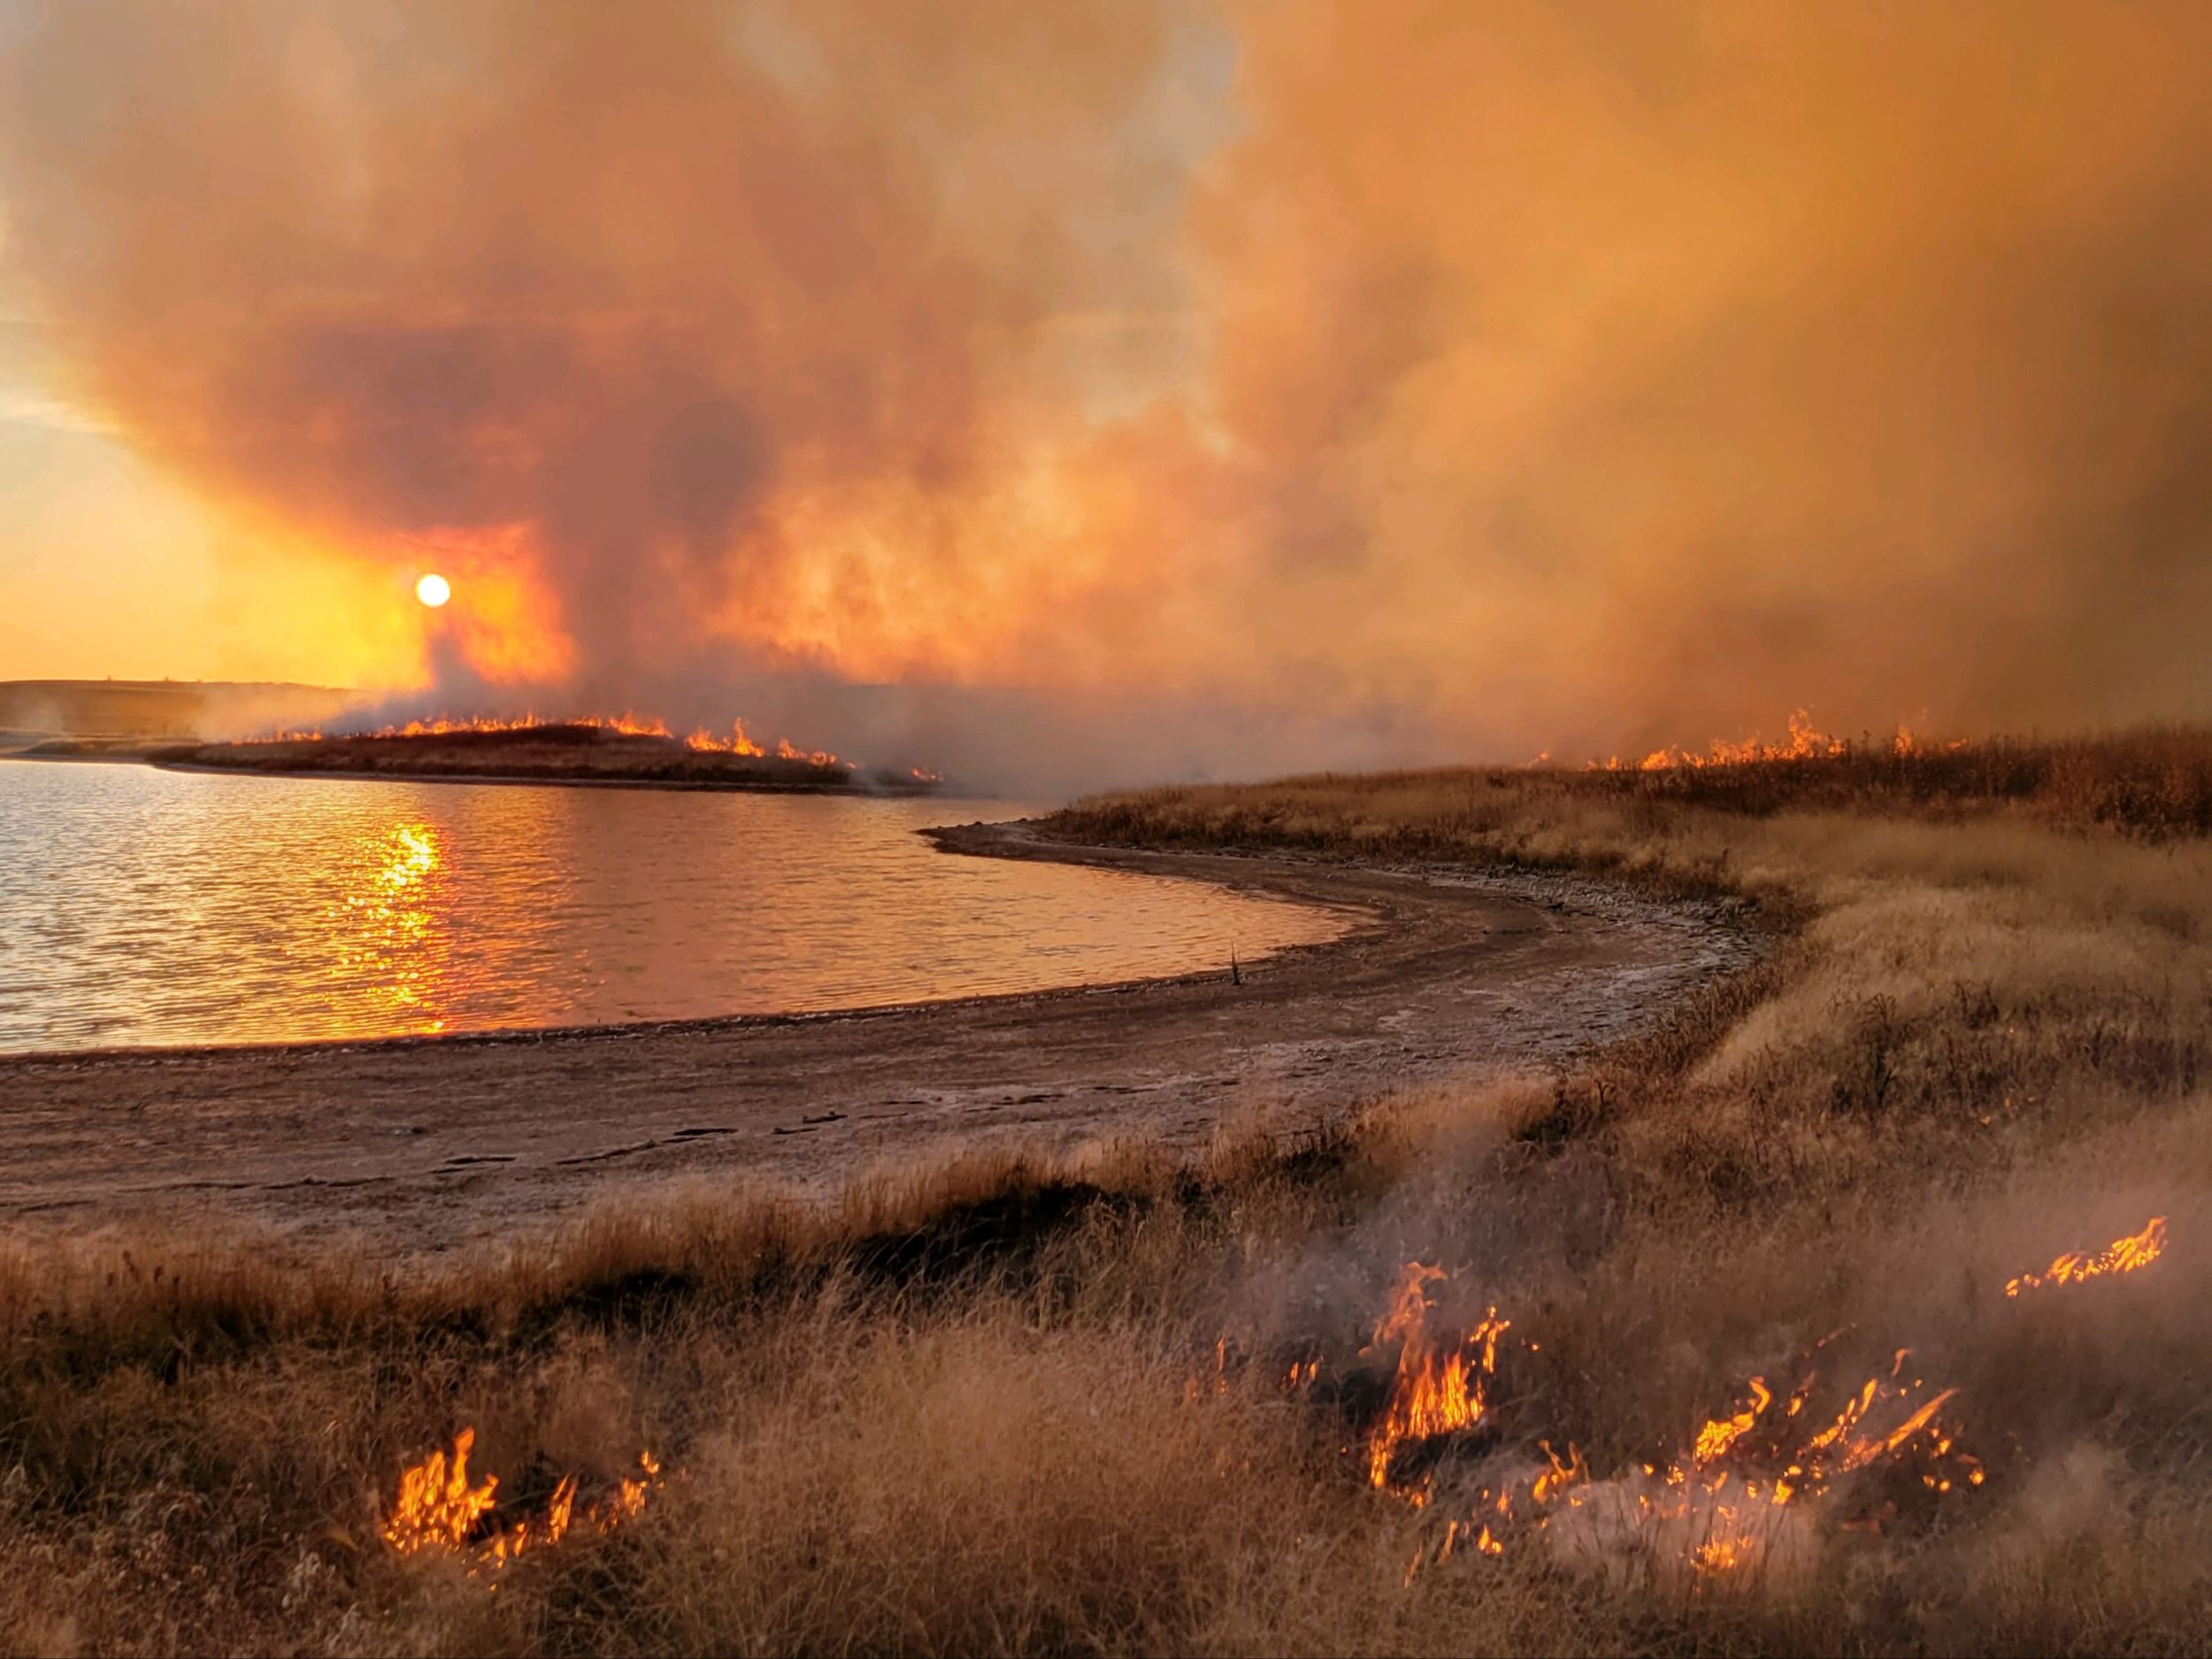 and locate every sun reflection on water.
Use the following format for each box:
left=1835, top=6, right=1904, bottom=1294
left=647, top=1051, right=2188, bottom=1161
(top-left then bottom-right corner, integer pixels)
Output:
left=332, top=821, right=451, bottom=1032
left=3, top=767, right=1350, bottom=1052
